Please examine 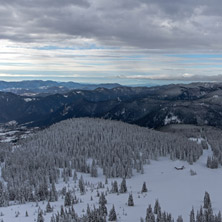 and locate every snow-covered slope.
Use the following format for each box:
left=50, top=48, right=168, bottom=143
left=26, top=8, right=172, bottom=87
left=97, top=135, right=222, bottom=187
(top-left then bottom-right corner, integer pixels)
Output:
left=0, top=119, right=221, bottom=222
left=0, top=139, right=221, bottom=222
